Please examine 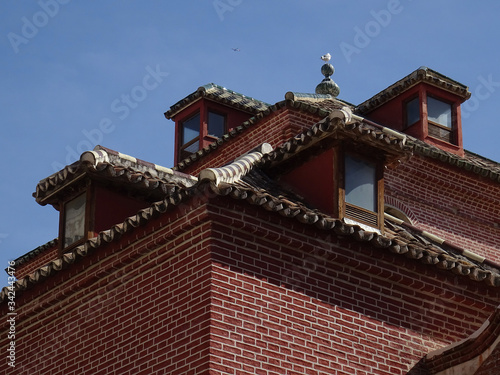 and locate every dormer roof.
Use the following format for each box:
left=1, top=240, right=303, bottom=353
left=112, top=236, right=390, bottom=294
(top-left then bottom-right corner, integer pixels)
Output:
left=34, top=145, right=197, bottom=207
left=356, top=66, right=471, bottom=114
left=164, top=83, right=270, bottom=119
